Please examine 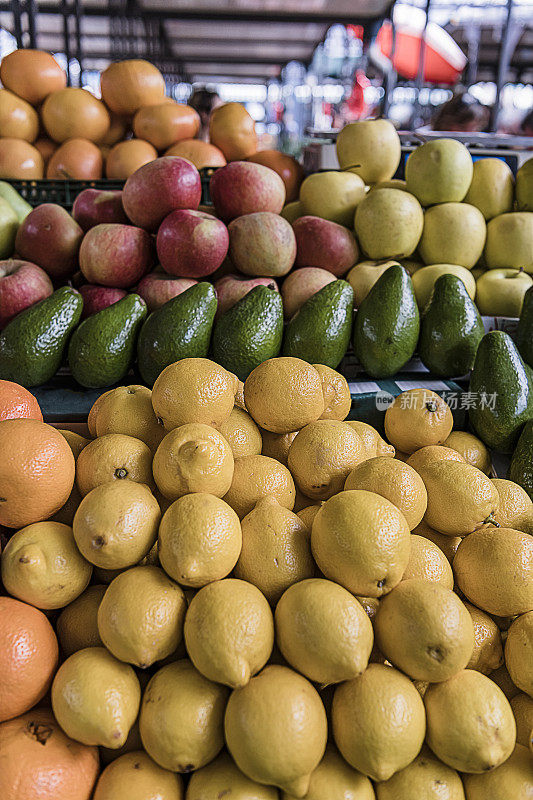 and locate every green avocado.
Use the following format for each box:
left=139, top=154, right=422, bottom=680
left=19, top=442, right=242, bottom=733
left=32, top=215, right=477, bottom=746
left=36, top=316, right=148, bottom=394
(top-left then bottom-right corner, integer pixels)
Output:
left=212, top=285, right=283, bottom=381
left=516, top=285, right=533, bottom=368
left=352, top=264, right=420, bottom=378
left=282, top=279, right=354, bottom=368
left=469, top=330, right=533, bottom=453
left=0, top=286, right=82, bottom=387
left=137, top=282, right=217, bottom=386
left=68, top=293, right=146, bottom=388
left=419, top=273, right=484, bottom=377
left=508, top=421, right=533, bottom=500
